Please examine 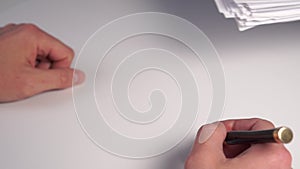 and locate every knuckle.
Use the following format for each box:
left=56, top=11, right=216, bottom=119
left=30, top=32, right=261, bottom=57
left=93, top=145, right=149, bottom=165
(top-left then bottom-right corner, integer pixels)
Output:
left=20, top=23, right=40, bottom=34
left=23, top=23, right=39, bottom=30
